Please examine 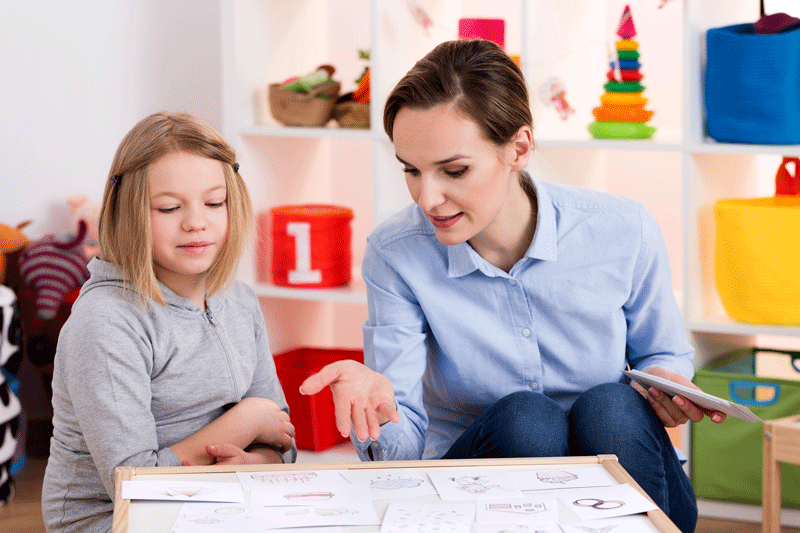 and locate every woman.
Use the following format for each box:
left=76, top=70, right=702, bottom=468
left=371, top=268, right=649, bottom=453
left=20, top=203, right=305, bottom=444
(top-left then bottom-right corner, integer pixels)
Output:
left=301, top=39, right=721, bottom=533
